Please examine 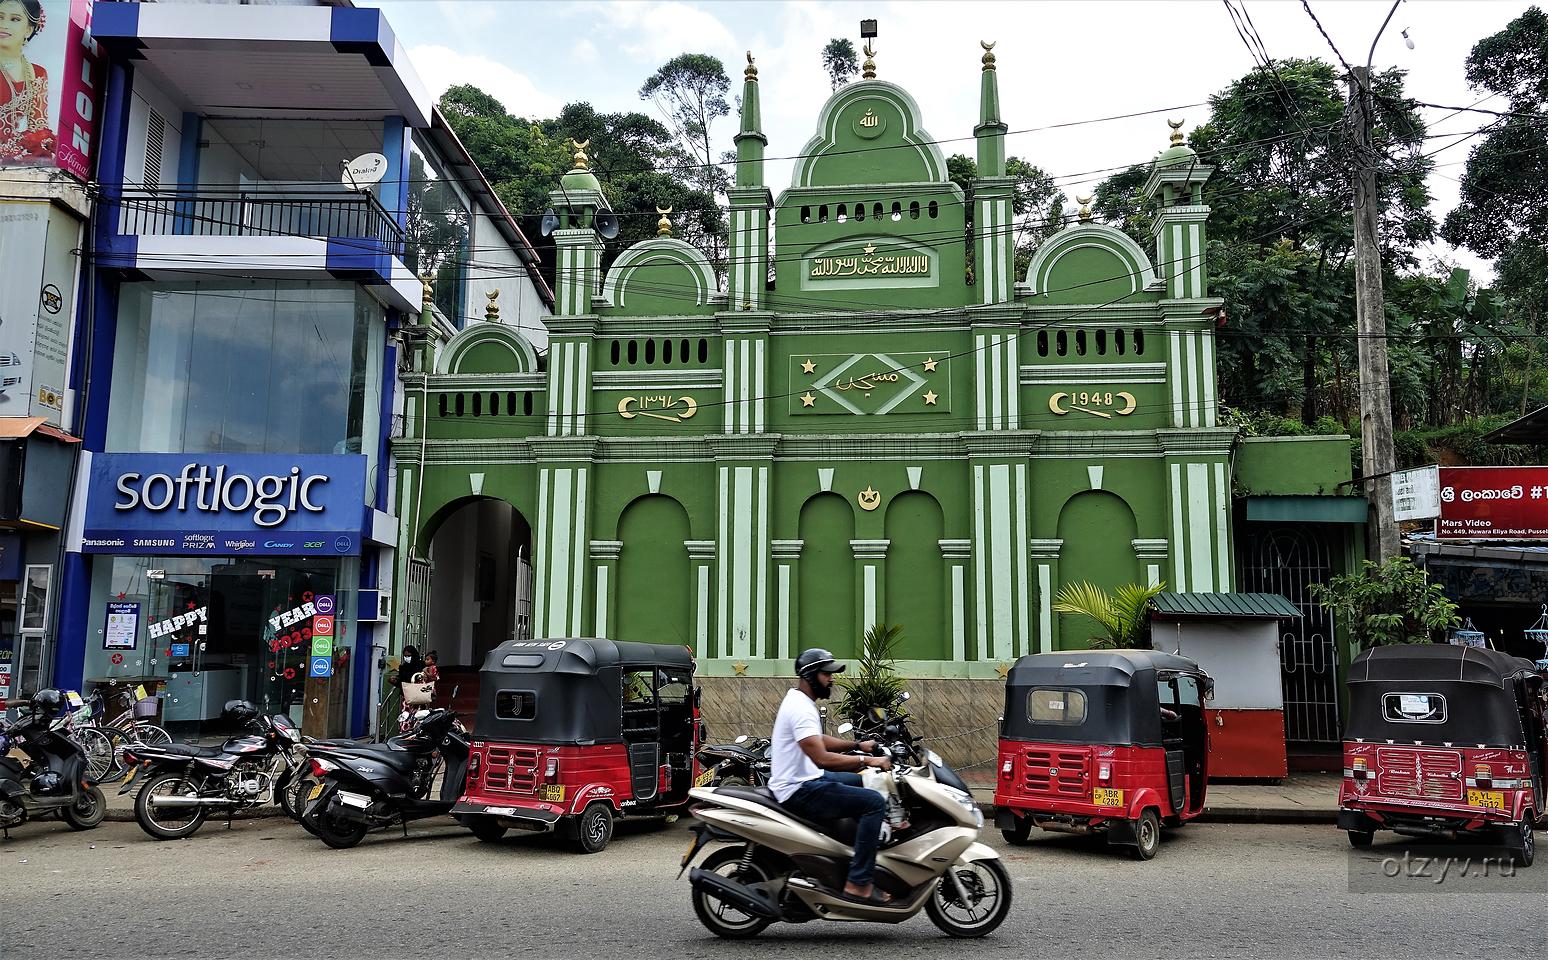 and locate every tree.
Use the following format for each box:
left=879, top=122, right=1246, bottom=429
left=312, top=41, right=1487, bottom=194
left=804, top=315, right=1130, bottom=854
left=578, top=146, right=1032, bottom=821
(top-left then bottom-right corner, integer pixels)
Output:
left=1309, top=558, right=1460, bottom=648
left=947, top=154, right=1065, bottom=281
left=1051, top=581, right=1166, bottom=649
left=639, top=54, right=733, bottom=273
left=836, top=623, right=908, bottom=727
left=821, top=38, right=858, bottom=90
